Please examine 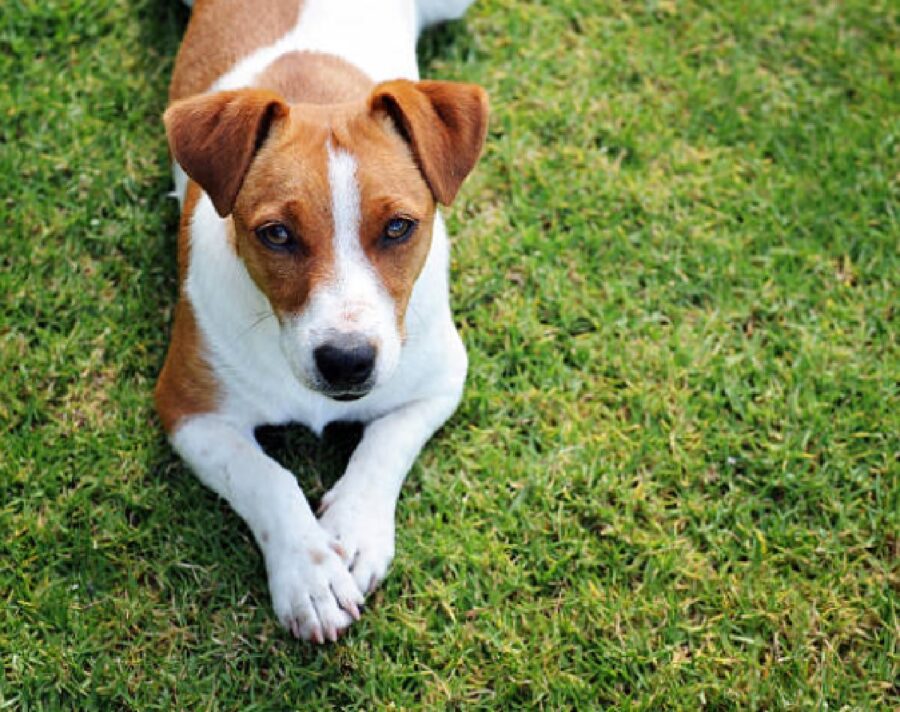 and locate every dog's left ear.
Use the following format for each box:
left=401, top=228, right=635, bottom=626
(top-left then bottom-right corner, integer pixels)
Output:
left=370, top=80, right=489, bottom=205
